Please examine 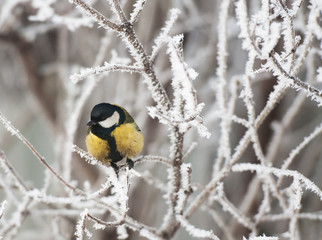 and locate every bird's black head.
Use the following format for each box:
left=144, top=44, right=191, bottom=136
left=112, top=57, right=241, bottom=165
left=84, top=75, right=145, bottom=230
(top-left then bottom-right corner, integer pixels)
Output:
left=87, top=103, right=126, bottom=139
